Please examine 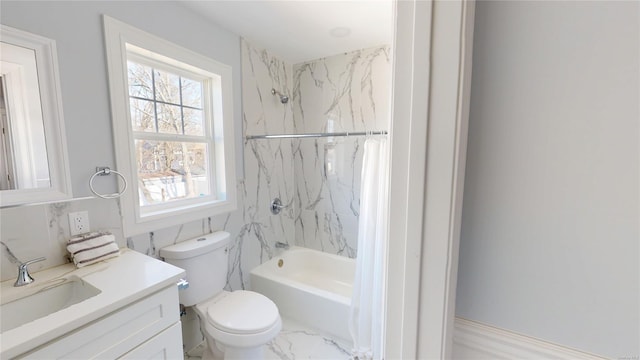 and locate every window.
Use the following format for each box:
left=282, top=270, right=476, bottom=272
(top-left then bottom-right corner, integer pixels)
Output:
left=127, top=56, right=210, bottom=207
left=104, top=16, right=236, bottom=236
